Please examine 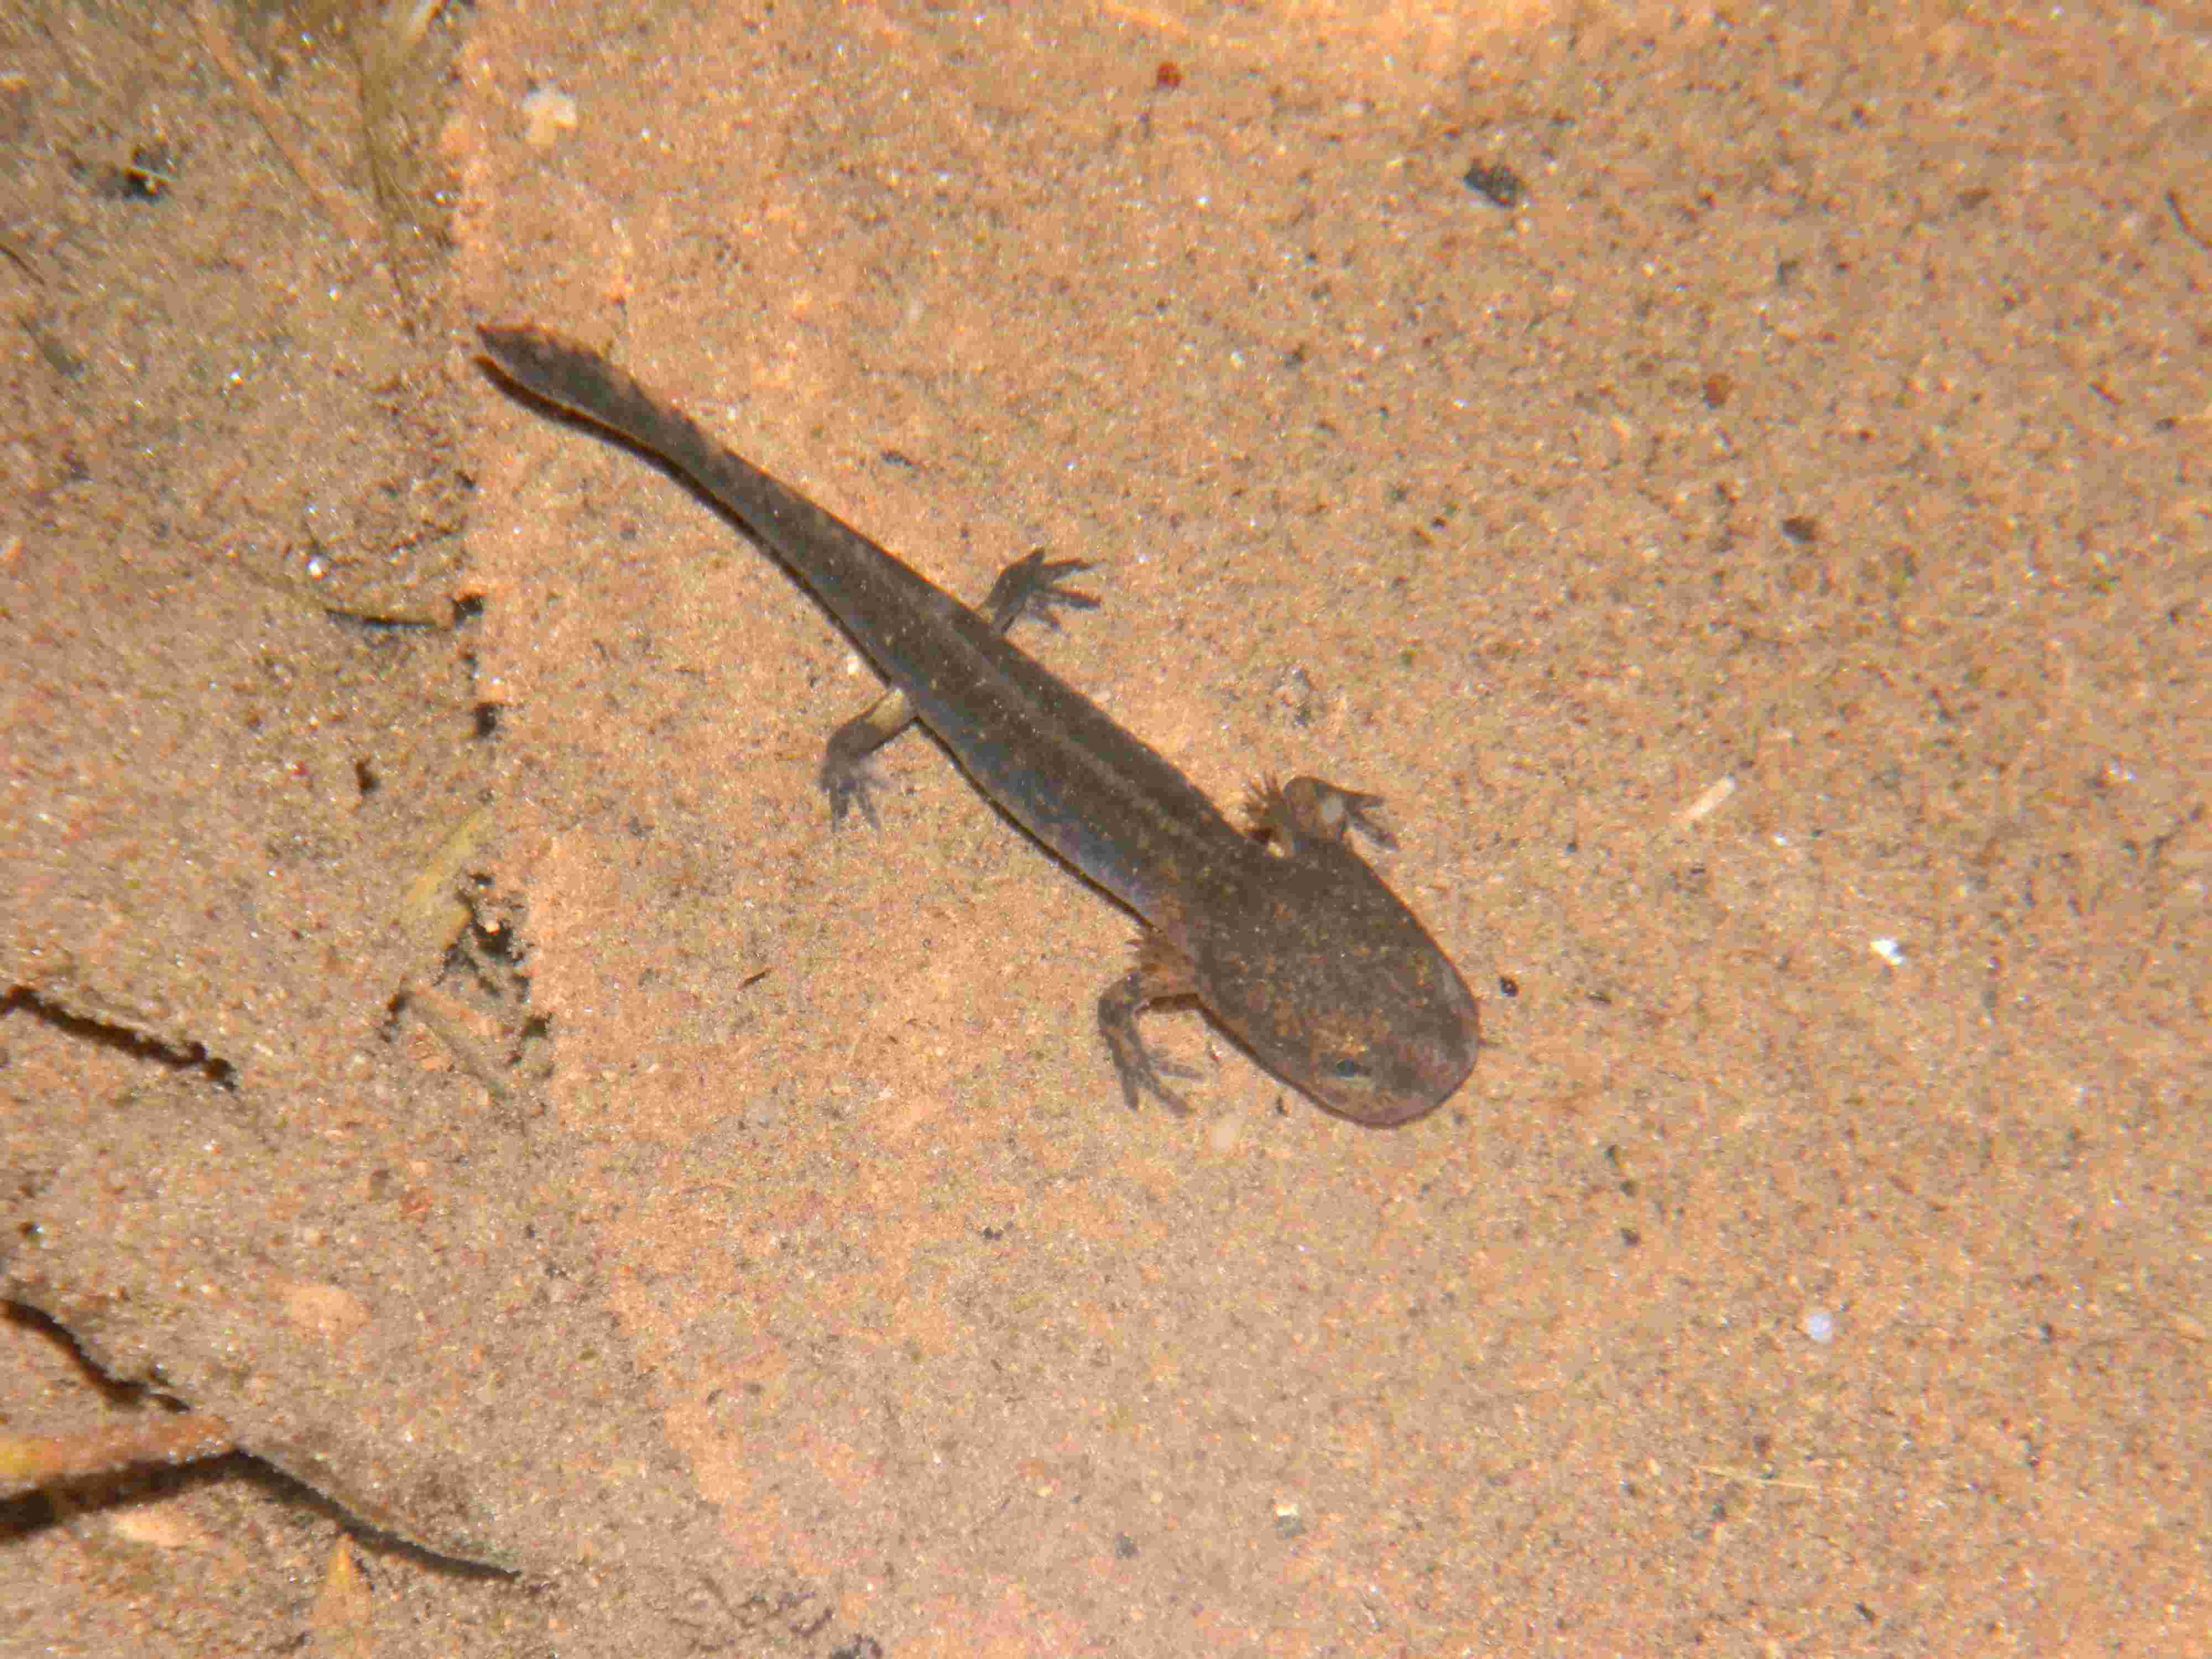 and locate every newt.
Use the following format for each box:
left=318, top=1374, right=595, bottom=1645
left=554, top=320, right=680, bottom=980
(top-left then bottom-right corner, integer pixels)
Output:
left=478, top=324, right=1479, bottom=1125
